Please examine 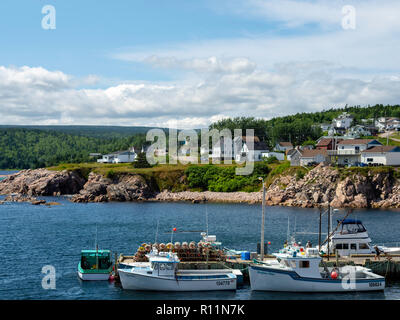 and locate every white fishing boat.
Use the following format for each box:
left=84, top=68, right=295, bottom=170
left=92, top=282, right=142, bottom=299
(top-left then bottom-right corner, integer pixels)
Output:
left=321, top=219, right=400, bottom=256
left=119, top=248, right=239, bottom=291
left=249, top=246, right=385, bottom=292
